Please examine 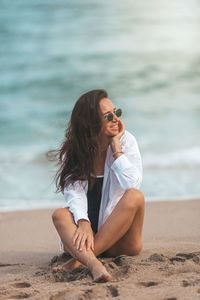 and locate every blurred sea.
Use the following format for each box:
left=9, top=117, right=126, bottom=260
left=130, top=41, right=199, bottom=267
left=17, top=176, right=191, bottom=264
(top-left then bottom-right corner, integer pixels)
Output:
left=0, top=0, right=200, bottom=211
